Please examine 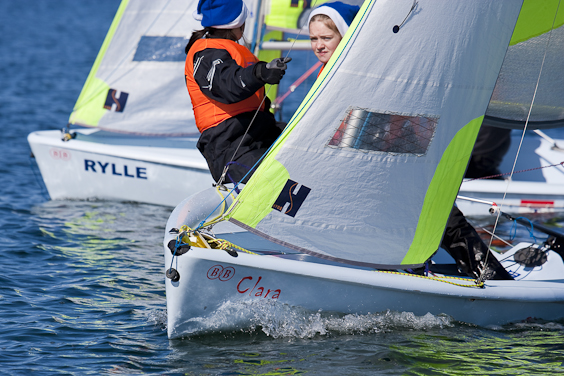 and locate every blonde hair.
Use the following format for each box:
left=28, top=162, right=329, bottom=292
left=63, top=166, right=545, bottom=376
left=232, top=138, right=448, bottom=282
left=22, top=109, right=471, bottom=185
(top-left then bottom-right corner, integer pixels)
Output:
left=309, top=14, right=342, bottom=38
